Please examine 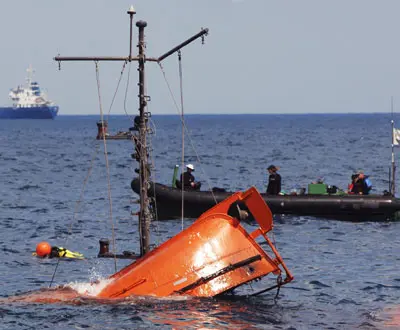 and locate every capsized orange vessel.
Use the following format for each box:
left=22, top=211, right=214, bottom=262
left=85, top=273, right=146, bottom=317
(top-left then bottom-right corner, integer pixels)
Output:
left=97, top=187, right=293, bottom=298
